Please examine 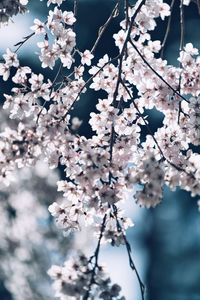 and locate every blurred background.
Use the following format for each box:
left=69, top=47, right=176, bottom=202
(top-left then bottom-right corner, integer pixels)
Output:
left=0, top=0, right=200, bottom=299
